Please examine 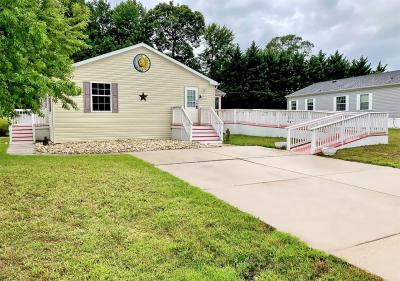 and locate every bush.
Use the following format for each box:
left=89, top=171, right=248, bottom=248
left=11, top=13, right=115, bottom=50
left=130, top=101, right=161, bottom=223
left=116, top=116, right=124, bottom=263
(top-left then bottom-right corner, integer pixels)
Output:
left=0, top=118, right=9, bottom=136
